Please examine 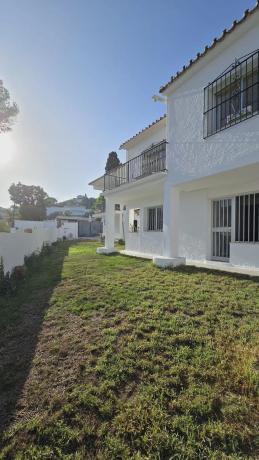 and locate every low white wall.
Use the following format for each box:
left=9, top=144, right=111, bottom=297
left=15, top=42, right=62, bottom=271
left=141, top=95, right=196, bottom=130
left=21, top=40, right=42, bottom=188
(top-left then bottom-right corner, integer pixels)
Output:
left=0, top=227, right=58, bottom=274
left=230, top=243, right=259, bottom=270
left=15, top=220, right=57, bottom=230
left=15, top=219, right=78, bottom=240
